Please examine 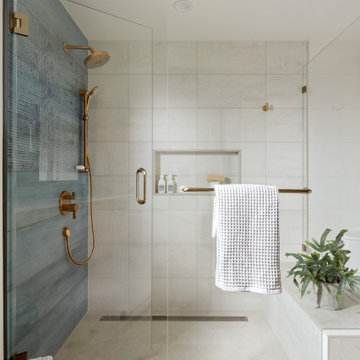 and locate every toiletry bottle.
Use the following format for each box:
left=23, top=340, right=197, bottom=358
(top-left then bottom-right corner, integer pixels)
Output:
left=158, top=174, right=166, bottom=194
left=167, top=174, right=175, bottom=193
